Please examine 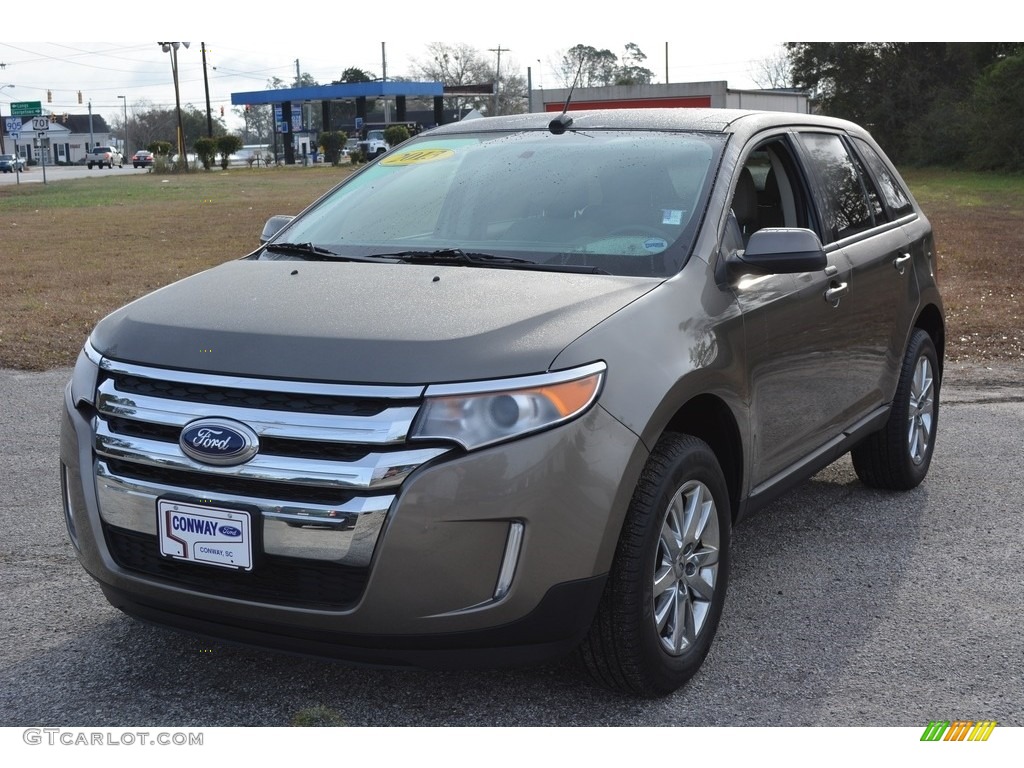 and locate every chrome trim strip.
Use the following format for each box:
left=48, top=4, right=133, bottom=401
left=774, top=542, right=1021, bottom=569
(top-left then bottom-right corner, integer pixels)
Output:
left=84, top=338, right=103, bottom=366
left=96, top=379, right=417, bottom=444
left=493, top=521, right=524, bottom=600
left=94, top=421, right=448, bottom=489
left=98, top=357, right=426, bottom=400
left=423, top=361, right=607, bottom=397
left=95, top=461, right=392, bottom=566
